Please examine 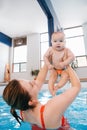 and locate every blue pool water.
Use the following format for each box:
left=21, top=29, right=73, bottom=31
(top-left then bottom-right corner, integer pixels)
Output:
left=0, top=86, right=87, bottom=130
